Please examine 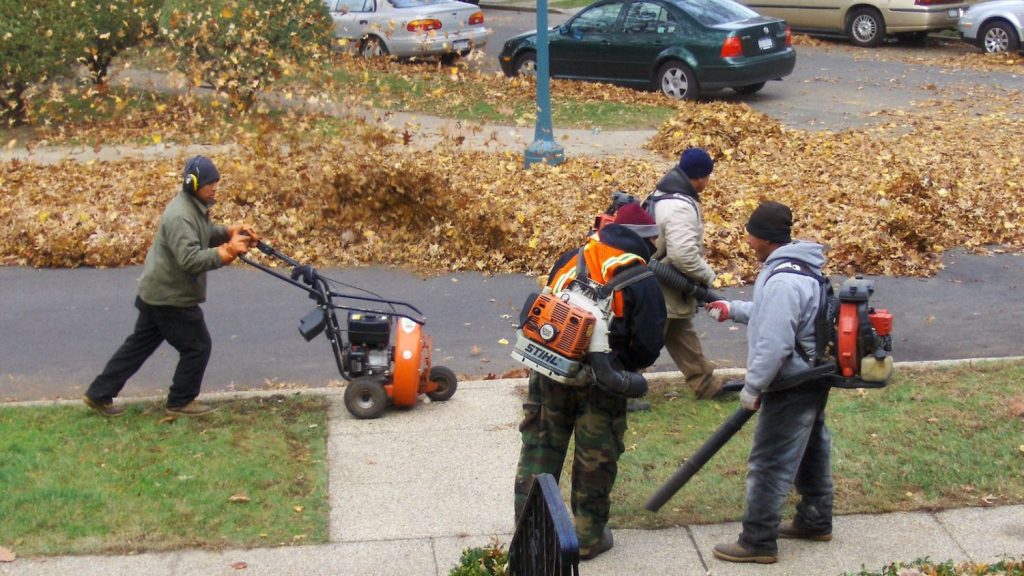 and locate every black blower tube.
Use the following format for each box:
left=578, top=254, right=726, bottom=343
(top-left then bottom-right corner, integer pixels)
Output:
left=645, top=407, right=756, bottom=512
left=588, top=352, right=648, bottom=398
left=648, top=260, right=724, bottom=304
